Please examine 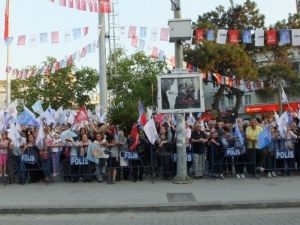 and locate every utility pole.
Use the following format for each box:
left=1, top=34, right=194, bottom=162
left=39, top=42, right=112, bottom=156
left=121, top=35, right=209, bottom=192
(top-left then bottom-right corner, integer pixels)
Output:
left=5, top=0, right=11, bottom=107
left=98, top=1, right=108, bottom=115
left=171, top=0, right=189, bottom=184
